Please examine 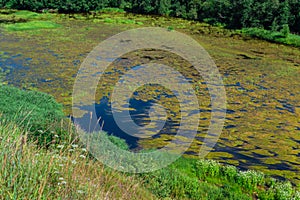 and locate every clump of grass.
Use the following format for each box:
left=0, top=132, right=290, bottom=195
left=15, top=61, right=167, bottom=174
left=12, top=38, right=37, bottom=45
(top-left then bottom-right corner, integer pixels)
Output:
left=4, top=21, right=60, bottom=31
